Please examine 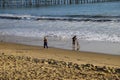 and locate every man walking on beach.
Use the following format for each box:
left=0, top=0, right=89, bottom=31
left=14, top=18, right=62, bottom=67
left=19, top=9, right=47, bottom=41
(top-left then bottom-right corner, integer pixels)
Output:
left=72, top=36, right=80, bottom=51
left=44, top=37, right=48, bottom=48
